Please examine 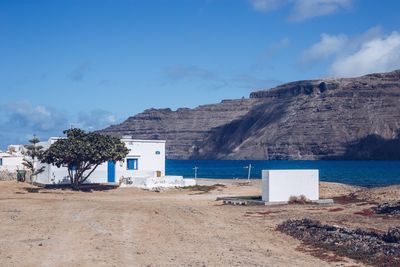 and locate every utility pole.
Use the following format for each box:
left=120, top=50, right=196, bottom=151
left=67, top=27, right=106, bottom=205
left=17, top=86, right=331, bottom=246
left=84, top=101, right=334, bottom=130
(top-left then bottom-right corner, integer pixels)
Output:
left=193, top=166, right=199, bottom=179
left=244, top=163, right=252, bottom=182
